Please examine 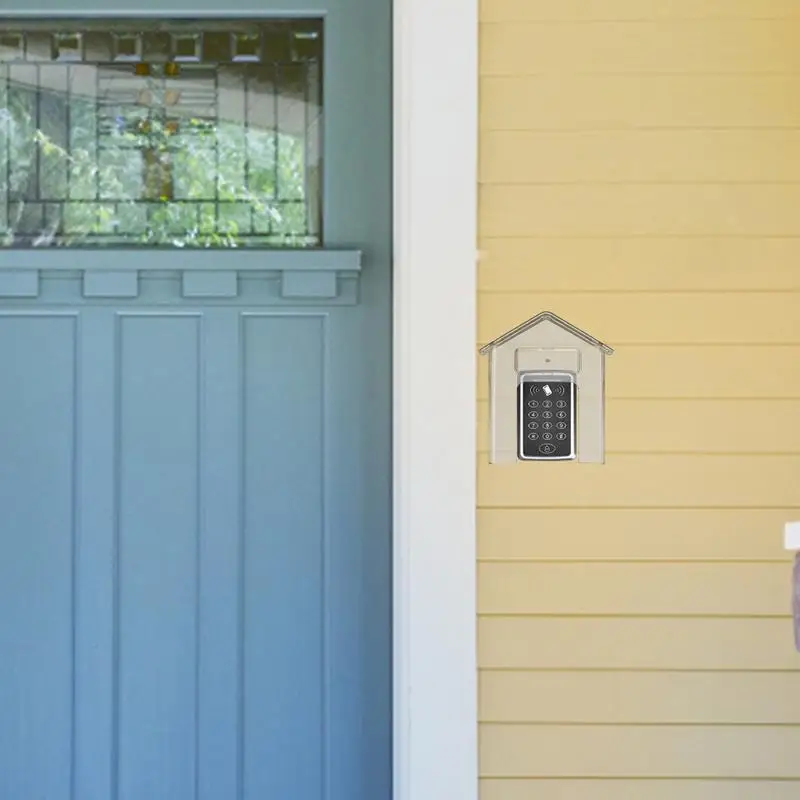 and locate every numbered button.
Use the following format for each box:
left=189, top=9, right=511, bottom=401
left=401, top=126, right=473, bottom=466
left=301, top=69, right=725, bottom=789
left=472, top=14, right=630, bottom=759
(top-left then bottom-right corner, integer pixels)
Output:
left=556, top=411, right=567, bottom=419
left=528, top=421, right=539, bottom=430
left=542, top=400, right=553, bottom=409
left=542, top=411, right=553, bottom=419
left=556, top=422, right=567, bottom=430
left=542, top=432, right=553, bottom=441
left=542, top=421, right=553, bottom=430
left=556, top=400, right=567, bottom=409
left=528, top=400, right=539, bottom=409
